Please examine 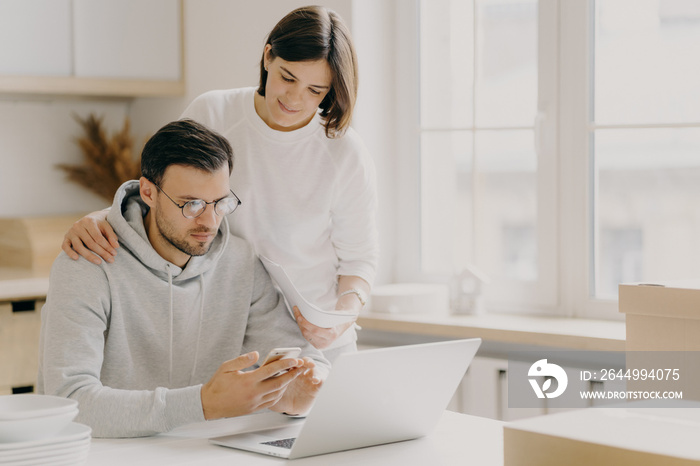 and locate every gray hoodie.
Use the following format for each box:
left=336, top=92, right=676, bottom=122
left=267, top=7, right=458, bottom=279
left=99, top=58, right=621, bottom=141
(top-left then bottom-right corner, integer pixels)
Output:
left=38, top=180, right=329, bottom=437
